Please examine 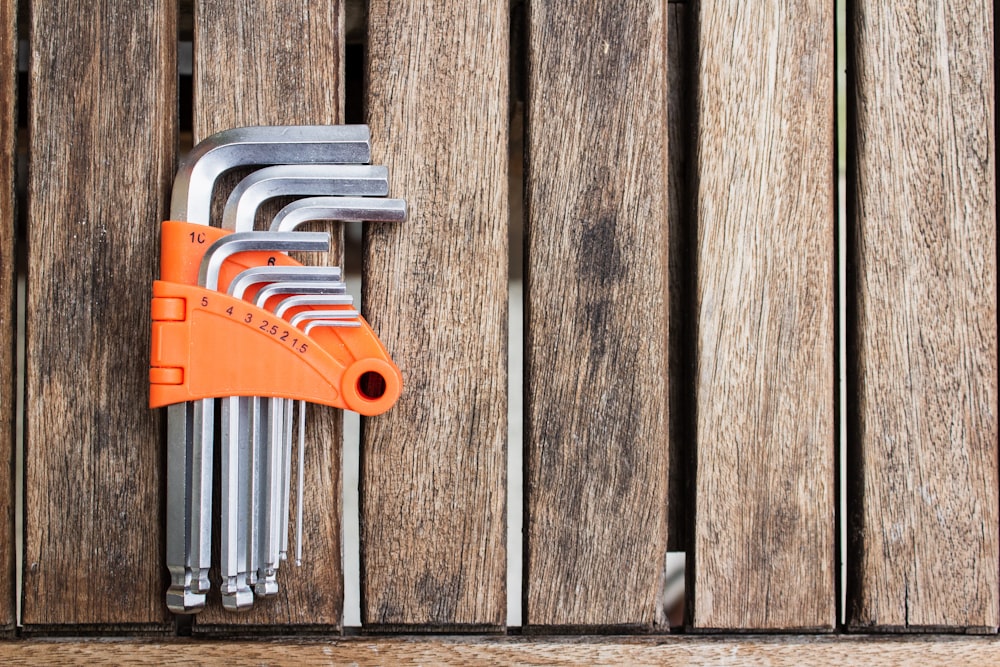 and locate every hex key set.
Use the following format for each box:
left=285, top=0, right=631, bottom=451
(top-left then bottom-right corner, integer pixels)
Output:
left=149, top=126, right=405, bottom=614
